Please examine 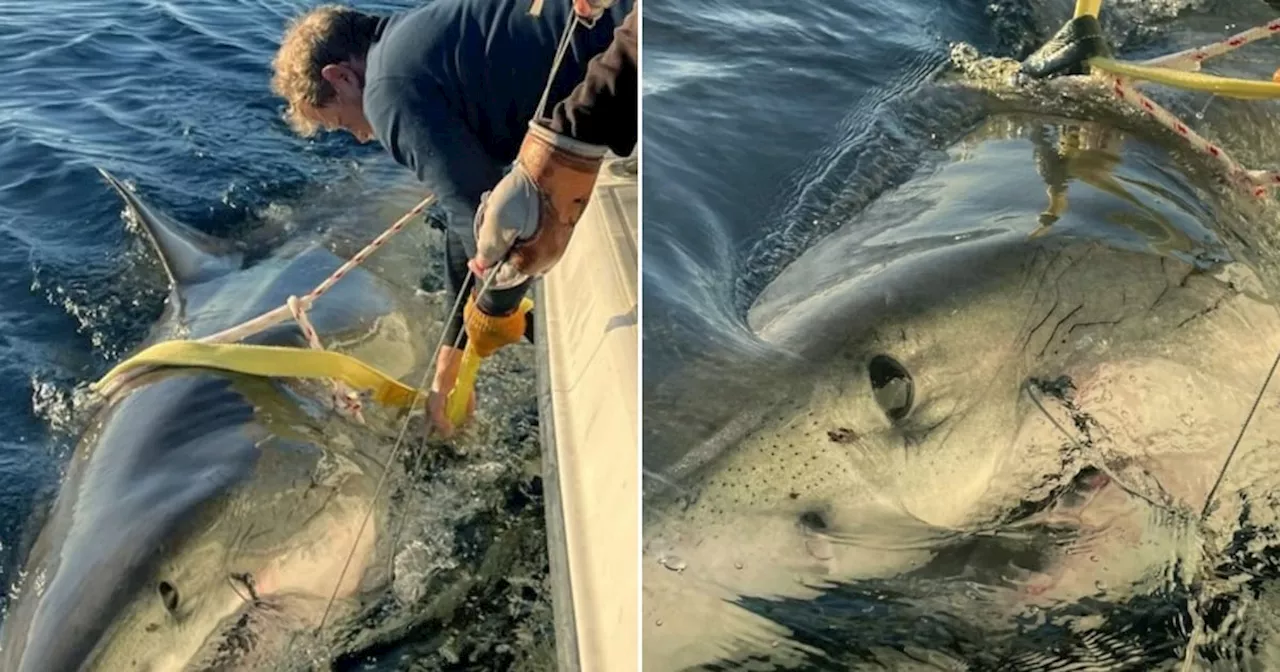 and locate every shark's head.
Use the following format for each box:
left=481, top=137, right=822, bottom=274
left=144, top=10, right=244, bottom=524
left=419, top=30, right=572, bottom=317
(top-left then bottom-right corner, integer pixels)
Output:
left=643, top=115, right=1280, bottom=668
left=0, top=171, right=431, bottom=671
